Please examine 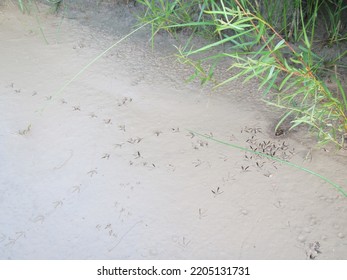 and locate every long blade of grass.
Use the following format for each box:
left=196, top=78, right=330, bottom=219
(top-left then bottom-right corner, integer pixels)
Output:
left=185, top=29, right=253, bottom=56
left=37, top=18, right=158, bottom=112
left=336, top=78, right=347, bottom=114
left=18, top=0, right=25, bottom=13
left=188, top=129, right=347, bottom=197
